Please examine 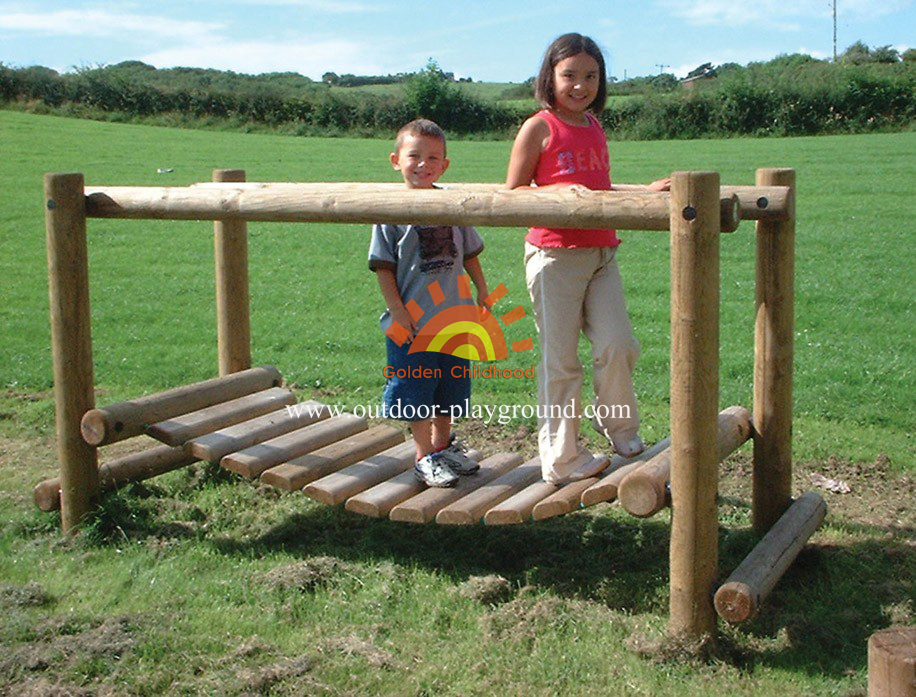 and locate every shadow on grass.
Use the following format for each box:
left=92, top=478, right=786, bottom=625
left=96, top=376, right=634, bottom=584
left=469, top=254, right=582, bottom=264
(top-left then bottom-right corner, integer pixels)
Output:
left=214, top=502, right=672, bottom=613
left=211, top=493, right=914, bottom=680
left=71, top=478, right=913, bottom=680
